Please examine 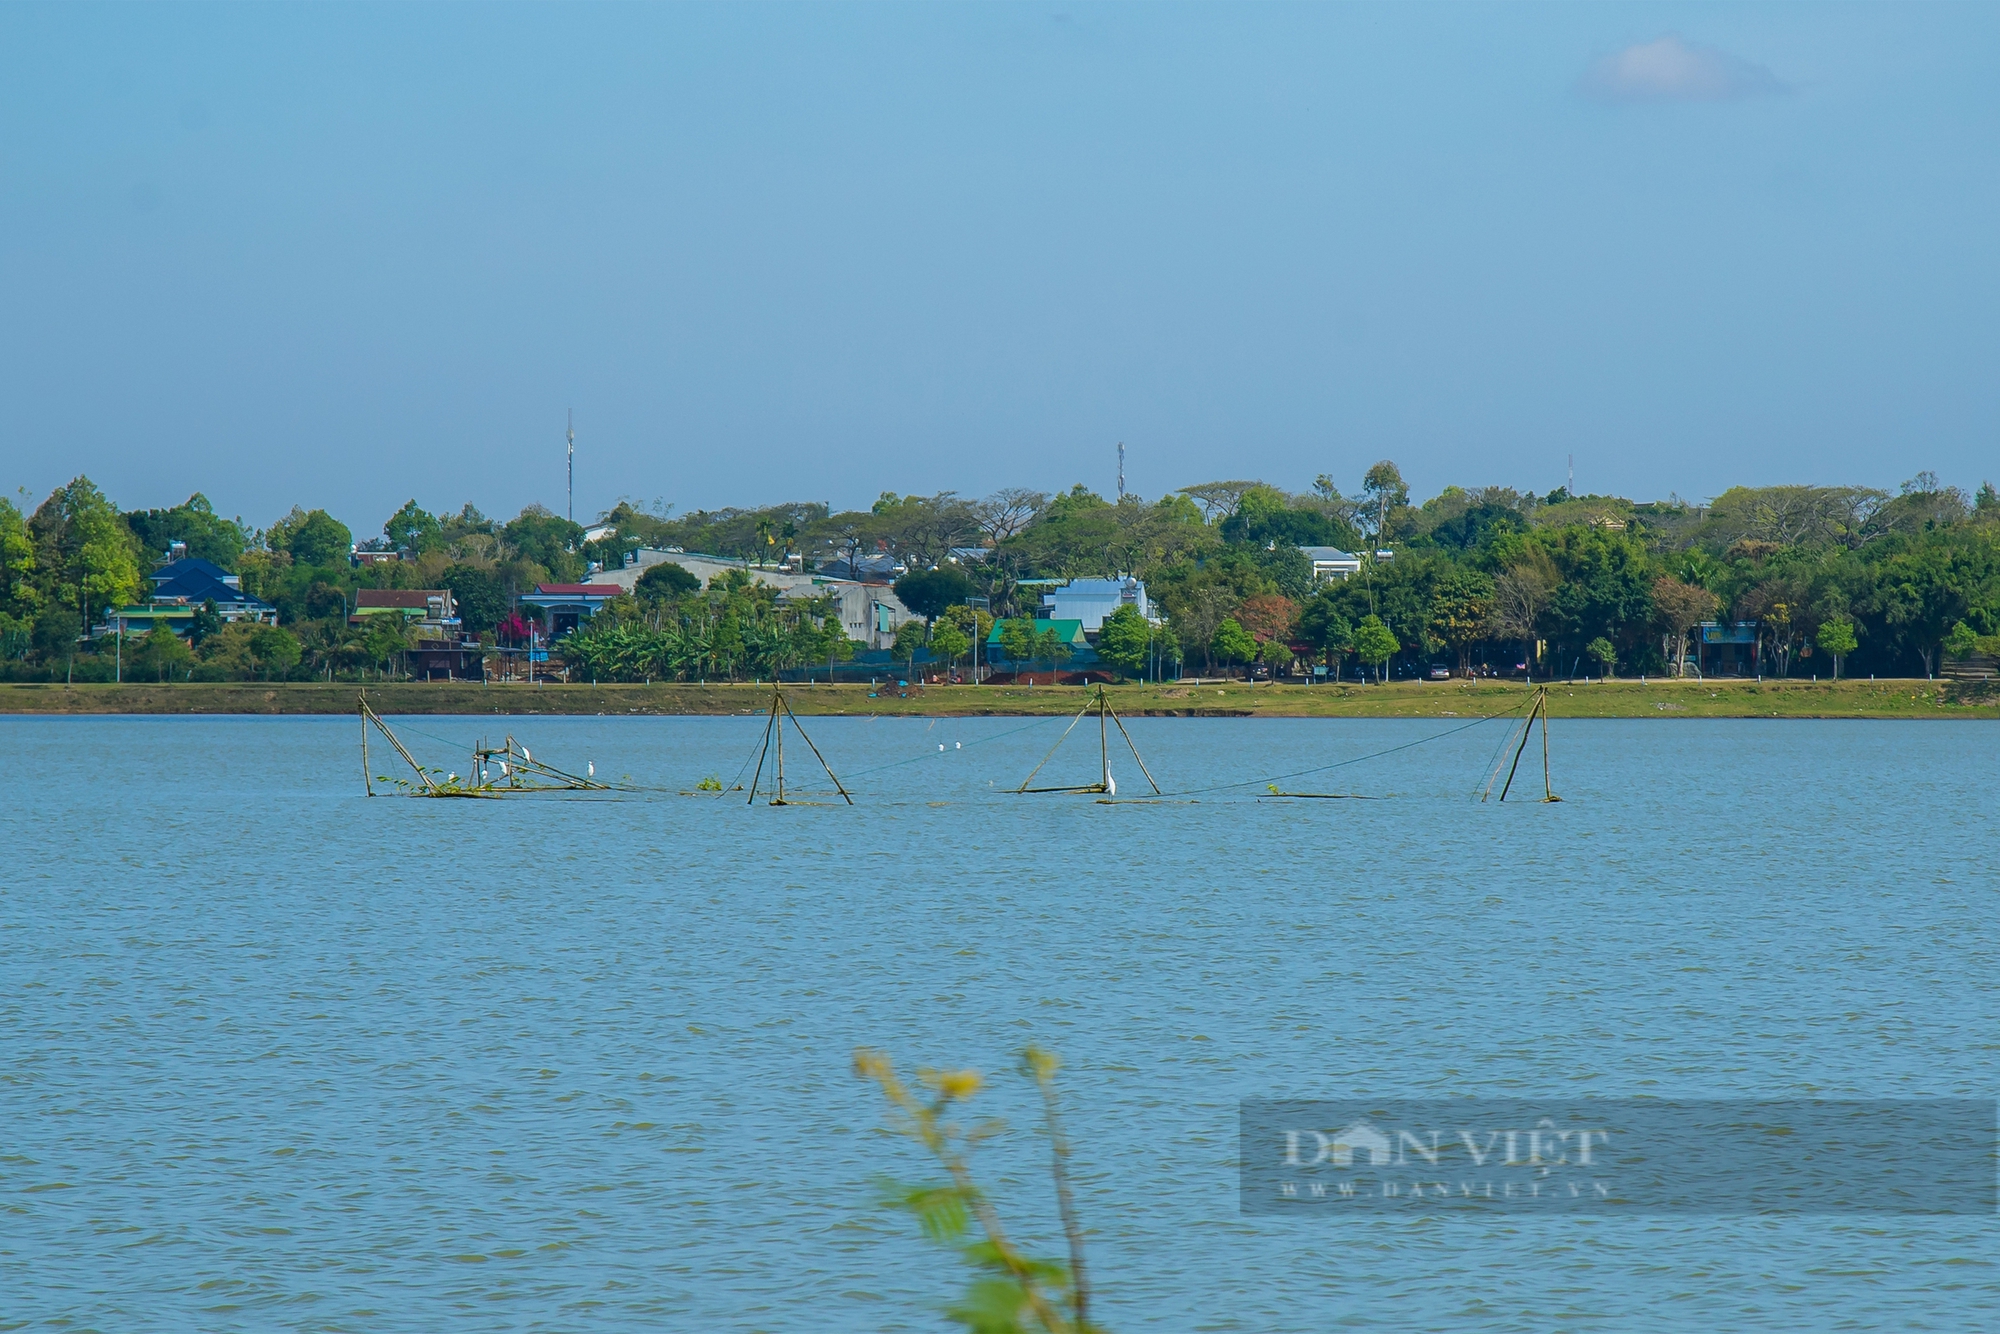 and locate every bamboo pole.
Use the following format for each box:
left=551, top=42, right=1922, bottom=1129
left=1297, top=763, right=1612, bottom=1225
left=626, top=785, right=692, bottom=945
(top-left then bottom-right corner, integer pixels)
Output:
left=778, top=694, right=854, bottom=804
left=1016, top=696, right=1097, bottom=793
left=1105, top=699, right=1163, bottom=795
left=363, top=699, right=436, bottom=792
left=1099, top=686, right=1111, bottom=792
left=774, top=685, right=787, bottom=804
left=746, top=688, right=779, bottom=805
left=1540, top=690, right=1560, bottom=802
left=1495, top=691, right=1540, bottom=803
